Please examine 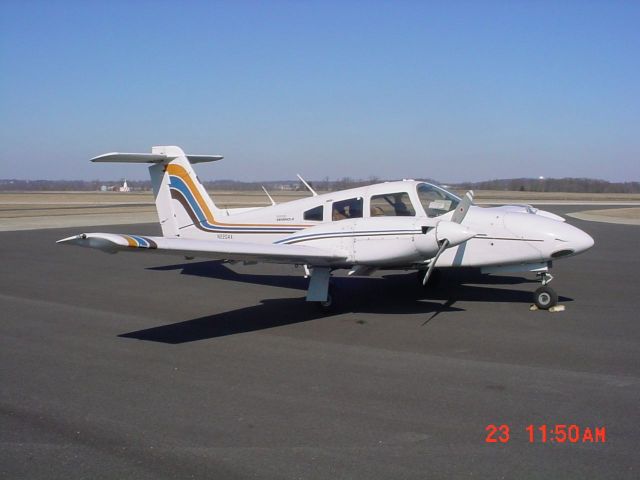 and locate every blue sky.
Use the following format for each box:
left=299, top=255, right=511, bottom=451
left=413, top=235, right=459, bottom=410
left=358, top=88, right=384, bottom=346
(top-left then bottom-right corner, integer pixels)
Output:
left=1, top=0, right=638, bottom=182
